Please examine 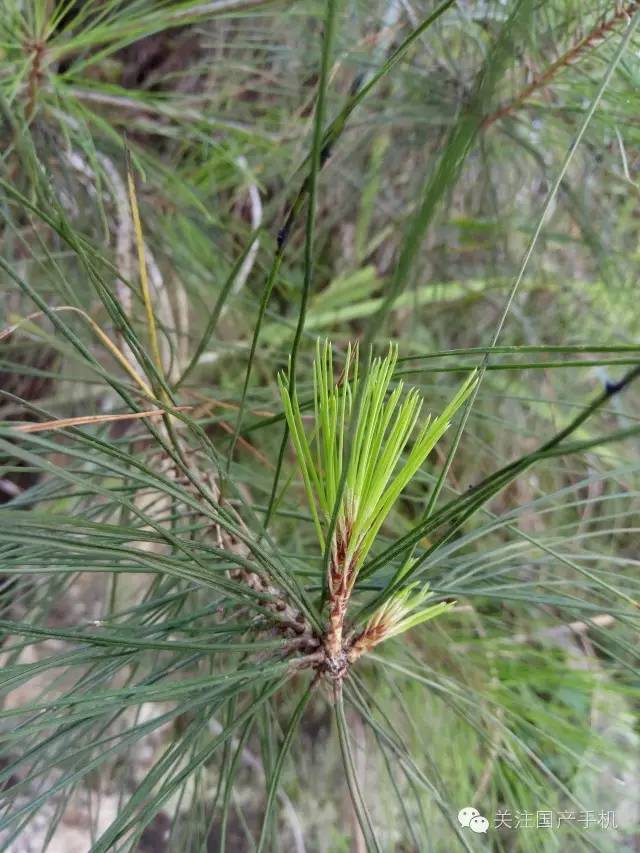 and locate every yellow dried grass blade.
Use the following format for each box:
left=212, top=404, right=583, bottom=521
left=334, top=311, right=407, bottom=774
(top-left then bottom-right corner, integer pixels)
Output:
left=13, top=406, right=192, bottom=433
left=125, top=145, right=165, bottom=393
